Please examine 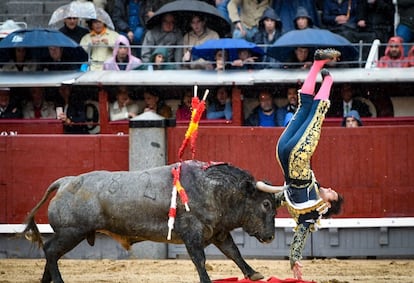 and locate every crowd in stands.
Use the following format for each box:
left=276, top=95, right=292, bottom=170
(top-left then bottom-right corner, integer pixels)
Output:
left=1, top=0, right=413, bottom=71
